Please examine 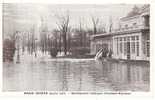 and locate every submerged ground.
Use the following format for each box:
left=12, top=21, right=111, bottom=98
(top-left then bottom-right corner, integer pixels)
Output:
left=3, top=51, right=149, bottom=91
